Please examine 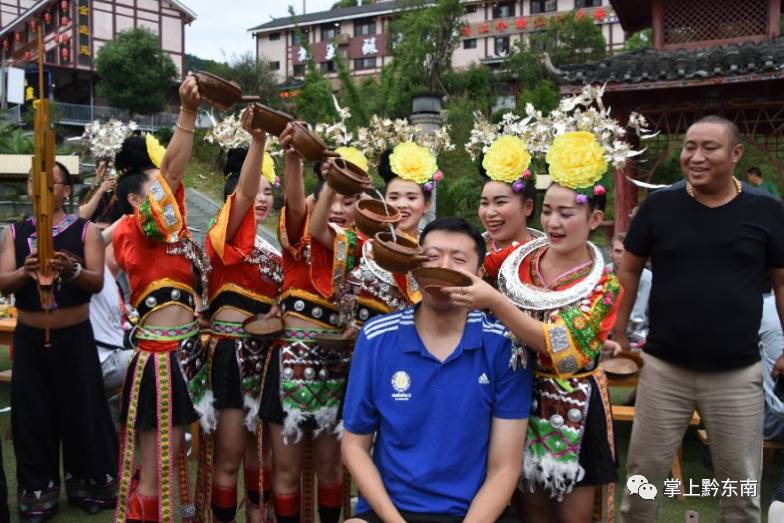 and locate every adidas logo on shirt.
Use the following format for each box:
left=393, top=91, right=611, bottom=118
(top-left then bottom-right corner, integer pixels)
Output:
left=478, top=373, right=489, bottom=385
